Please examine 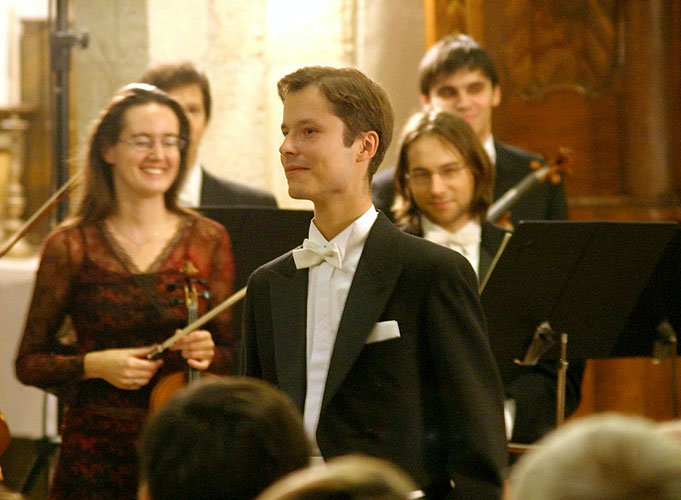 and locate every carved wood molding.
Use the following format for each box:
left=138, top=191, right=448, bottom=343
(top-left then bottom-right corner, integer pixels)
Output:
left=425, top=0, right=623, bottom=98
left=502, top=0, right=622, bottom=99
